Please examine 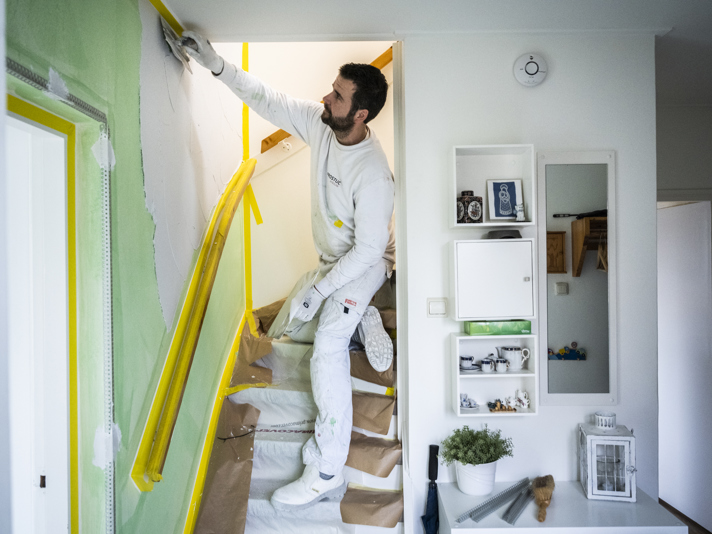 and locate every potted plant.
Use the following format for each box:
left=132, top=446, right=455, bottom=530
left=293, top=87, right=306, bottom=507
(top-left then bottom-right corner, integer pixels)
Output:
left=440, top=424, right=514, bottom=495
